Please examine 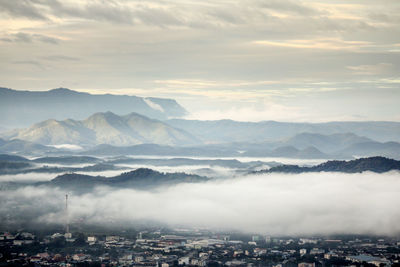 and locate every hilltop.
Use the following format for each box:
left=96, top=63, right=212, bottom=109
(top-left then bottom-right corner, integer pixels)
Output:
left=42, top=168, right=208, bottom=191
left=256, top=156, right=400, bottom=174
